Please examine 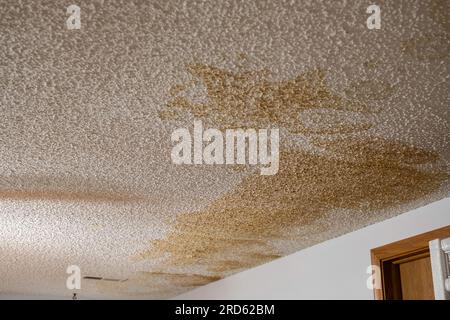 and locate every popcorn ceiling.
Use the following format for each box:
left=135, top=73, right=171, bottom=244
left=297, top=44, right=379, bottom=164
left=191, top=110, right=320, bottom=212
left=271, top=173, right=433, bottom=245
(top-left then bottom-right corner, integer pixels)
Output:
left=0, top=0, right=449, bottom=299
